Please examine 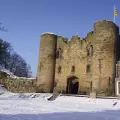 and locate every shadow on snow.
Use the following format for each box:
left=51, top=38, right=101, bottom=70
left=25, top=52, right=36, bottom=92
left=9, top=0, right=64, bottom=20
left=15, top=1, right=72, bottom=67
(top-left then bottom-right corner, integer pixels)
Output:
left=0, top=110, right=120, bottom=120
